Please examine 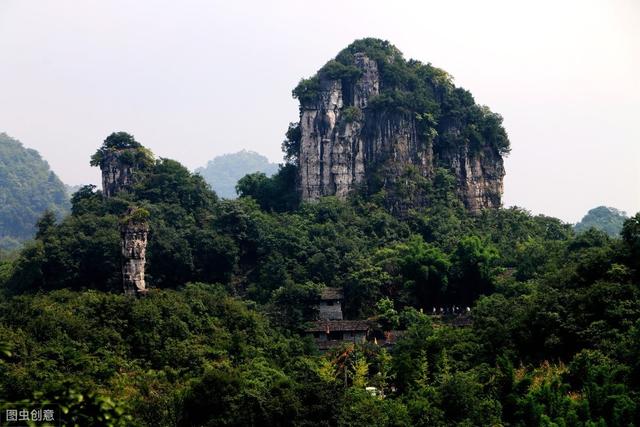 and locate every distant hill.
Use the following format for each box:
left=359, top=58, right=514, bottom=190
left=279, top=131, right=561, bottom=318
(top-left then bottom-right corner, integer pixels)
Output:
left=574, top=206, right=628, bottom=237
left=65, top=184, right=83, bottom=197
left=195, top=150, right=279, bottom=199
left=0, top=133, right=69, bottom=249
